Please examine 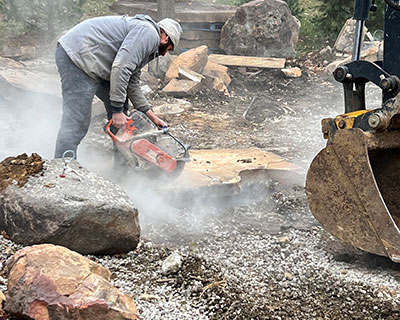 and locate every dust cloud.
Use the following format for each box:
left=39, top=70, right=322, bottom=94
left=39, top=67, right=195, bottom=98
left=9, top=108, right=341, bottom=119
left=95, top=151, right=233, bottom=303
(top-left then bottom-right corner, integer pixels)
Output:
left=0, top=69, right=368, bottom=244
left=0, top=89, right=237, bottom=240
left=0, top=92, right=62, bottom=161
